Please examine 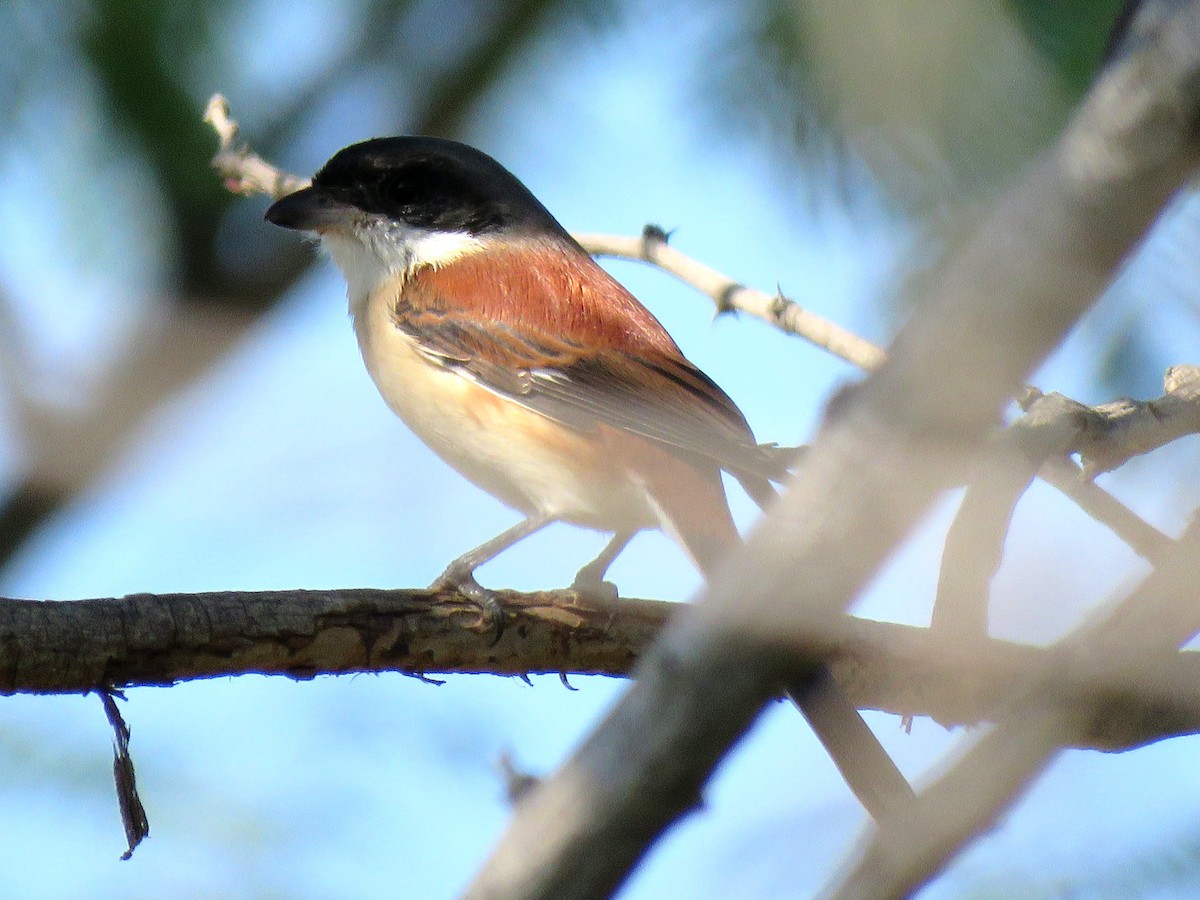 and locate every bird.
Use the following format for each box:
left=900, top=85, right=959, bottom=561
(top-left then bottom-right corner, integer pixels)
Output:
left=264, top=137, right=912, bottom=818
